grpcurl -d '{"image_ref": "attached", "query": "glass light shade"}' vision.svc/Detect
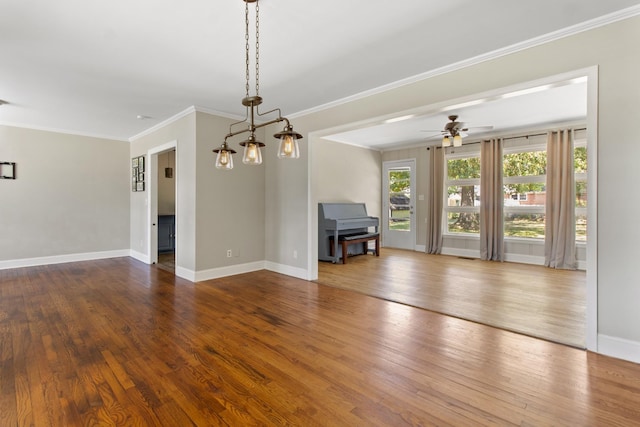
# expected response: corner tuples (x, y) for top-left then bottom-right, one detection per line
(277, 134), (300, 159)
(453, 134), (463, 147)
(242, 143), (263, 165)
(442, 136), (451, 147)
(215, 149), (234, 170)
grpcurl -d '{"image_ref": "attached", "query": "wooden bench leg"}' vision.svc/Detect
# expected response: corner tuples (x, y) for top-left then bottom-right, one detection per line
(375, 236), (380, 257)
(341, 241), (348, 264)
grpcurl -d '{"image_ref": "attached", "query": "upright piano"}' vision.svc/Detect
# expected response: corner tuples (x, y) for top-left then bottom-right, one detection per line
(318, 202), (379, 263)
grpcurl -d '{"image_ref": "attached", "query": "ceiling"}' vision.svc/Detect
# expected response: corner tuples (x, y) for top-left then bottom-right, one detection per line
(324, 78), (588, 150)
(0, 0), (639, 142)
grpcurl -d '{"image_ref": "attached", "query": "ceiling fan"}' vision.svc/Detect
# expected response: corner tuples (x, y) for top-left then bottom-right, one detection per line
(423, 115), (493, 147)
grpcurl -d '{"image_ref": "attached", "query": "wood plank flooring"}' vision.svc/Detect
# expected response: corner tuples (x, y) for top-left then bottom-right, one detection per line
(318, 249), (586, 348)
(1, 257), (638, 426)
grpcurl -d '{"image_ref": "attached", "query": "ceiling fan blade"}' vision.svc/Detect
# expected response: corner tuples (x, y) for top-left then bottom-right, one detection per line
(422, 132), (444, 139)
(467, 125), (494, 131)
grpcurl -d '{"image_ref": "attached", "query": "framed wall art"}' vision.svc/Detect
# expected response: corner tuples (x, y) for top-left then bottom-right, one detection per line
(0, 162), (16, 179)
(132, 155), (145, 191)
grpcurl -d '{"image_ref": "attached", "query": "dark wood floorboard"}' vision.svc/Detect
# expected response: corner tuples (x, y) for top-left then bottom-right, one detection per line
(318, 249), (586, 348)
(0, 257), (637, 426)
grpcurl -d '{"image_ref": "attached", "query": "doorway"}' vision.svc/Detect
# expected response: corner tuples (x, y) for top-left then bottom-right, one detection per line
(382, 159), (416, 250)
(311, 68), (597, 350)
(147, 141), (177, 269)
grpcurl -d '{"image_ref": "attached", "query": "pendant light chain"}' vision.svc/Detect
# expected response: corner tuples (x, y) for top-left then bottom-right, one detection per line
(244, 1), (250, 99)
(214, 0), (303, 170)
(255, 0), (260, 97)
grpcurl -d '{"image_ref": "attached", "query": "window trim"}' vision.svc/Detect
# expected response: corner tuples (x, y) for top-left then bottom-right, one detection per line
(442, 129), (587, 243)
(444, 152), (481, 236)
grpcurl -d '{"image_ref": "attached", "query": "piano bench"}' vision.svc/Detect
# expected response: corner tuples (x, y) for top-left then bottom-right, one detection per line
(329, 233), (380, 264)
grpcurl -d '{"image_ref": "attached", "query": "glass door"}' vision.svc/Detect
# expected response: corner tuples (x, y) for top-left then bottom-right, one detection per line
(382, 159), (416, 250)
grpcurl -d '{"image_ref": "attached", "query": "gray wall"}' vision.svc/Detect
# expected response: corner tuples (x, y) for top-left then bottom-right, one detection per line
(0, 125), (129, 263)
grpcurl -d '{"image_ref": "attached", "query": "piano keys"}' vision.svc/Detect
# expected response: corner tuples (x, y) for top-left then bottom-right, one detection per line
(318, 202), (380, 263)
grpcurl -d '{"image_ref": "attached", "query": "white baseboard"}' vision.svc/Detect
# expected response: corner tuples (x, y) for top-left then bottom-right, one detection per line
(598, 334), (640, 364)
(440, 248), (480, 259)
(414, 245), (426, 252)
(129, 249), (150, 264)
(264, 261), (311, 281)
(504, 253), (545, 265)
(0, 249), (130, 270)
(193, 261), (265, 282)
(175, 266), (196, 282)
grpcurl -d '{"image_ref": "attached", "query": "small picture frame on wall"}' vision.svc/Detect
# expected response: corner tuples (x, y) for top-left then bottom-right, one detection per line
(132, 155), (146, 191)
(0, 162), (16, 179)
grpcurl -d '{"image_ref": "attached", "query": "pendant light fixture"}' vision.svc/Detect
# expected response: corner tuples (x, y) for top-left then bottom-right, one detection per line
(213, 0), (303, 170)
(165, 150), (174, 178)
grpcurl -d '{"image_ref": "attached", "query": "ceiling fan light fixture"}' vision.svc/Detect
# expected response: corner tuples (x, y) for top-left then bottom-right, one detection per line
(442, 135), (451, 147)
(453, 134), (463, 147)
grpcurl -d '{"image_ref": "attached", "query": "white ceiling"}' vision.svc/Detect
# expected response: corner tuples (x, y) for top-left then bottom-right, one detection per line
(0, 0), (639, 142)
(324, 78), (588, 150)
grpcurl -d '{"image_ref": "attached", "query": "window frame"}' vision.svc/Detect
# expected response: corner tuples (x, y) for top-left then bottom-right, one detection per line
(441, 131), (587, 243)
(502, 142), (547, 241)
(443, 151), (481, 236)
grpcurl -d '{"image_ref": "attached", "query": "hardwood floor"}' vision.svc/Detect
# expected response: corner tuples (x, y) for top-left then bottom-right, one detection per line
(1, 257), (638, 426)
(157, 252), (175, 272)
(318, 249), (586, 348)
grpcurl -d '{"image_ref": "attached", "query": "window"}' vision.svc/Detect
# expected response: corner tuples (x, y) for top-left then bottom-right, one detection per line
(443, 129), (587, 243)
(387, 168), (411, 231)
(574, 143), (587, 241)
(445, 155), (480, 234)
(503, 148), (547, 239)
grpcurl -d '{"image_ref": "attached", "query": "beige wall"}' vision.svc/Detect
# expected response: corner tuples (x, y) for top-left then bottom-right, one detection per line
(316, 139), (382, 215)
(194, 112), (265, 271)
(0, 125), (129, 263)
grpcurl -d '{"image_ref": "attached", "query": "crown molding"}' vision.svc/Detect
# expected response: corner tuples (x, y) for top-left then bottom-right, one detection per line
(128, 106), (197, 142)
(0, 121), (127, 142)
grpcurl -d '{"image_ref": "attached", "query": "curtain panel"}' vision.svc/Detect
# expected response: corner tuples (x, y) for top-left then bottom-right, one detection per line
(480, 138), (504, 261)
(545, 130), (577, 269)
(426, 147), (444, 254)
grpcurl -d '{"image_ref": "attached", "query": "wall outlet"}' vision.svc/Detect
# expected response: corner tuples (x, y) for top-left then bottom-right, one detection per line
(293, 250), (298, 259)
(226, 249), (232, 258)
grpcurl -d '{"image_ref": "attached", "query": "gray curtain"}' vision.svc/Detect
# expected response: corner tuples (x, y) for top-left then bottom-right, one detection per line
(545, 130), (577, 269)
(426, 147), (444, 254)
(480, 138), (504, 261)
